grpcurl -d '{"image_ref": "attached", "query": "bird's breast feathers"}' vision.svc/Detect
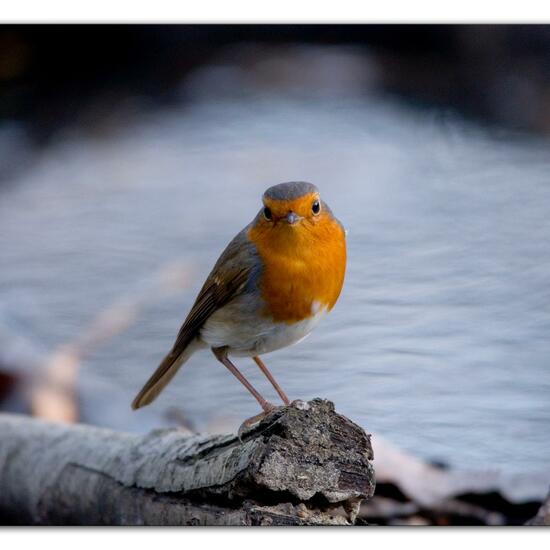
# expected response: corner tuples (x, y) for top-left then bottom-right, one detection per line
(247, 213), (346, 324)
(200, 207), (346, 356)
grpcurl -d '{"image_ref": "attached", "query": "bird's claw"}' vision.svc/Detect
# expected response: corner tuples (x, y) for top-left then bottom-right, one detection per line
(237, 403), (282, 441)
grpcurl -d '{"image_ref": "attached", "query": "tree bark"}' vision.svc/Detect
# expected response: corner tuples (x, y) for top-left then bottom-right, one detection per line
(0, 398), (375, 525)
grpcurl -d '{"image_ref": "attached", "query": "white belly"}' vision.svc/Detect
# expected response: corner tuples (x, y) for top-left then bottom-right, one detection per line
(200, 297), (327, 356)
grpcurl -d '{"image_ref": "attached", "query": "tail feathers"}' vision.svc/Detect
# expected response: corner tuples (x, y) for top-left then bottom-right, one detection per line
(131, 339), (200, 410)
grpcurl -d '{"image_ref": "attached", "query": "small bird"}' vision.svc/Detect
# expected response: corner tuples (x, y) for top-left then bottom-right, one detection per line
(132, 181), (346, 417)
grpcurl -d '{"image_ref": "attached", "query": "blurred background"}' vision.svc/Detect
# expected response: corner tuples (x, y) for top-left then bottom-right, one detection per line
(1, 25), (550, 522)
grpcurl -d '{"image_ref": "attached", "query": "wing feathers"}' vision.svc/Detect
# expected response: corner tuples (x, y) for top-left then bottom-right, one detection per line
(131, 229), (257, 409)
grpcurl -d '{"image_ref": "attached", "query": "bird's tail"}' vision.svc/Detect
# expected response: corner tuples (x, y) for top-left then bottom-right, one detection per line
(131, 338), (202, 410)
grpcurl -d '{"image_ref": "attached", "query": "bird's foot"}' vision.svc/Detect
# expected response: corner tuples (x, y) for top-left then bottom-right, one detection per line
(237, 402), (282, 440)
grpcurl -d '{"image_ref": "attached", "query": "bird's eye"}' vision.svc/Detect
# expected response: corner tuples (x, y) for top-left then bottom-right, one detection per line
(311, 200), (321, 215)
(263, 207), (272, 221)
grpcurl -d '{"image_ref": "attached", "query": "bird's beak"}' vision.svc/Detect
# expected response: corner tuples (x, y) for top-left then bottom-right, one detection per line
(285, 211), (301, 225)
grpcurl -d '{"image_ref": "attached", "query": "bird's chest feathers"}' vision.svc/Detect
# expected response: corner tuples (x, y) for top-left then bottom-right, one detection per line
(248, 221), (346, 324)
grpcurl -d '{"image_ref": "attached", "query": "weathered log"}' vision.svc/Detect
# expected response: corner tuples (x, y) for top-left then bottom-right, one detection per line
(0, 398), (375, 525)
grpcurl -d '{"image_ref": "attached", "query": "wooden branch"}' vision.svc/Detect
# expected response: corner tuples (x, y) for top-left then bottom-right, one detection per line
(0, 399), (375, 526)
(0, 262), (192, 423)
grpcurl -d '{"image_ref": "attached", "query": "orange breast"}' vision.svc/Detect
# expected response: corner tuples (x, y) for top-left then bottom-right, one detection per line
(247, 215), (346, 324)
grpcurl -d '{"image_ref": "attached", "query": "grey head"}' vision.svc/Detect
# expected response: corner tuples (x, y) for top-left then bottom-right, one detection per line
(263, 181), (318, 201)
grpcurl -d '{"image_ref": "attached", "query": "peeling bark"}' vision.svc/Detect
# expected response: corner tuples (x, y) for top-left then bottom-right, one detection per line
(0, 399), (375, 525)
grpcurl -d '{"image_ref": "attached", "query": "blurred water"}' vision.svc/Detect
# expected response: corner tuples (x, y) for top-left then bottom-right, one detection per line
(1, 90), (550, 475)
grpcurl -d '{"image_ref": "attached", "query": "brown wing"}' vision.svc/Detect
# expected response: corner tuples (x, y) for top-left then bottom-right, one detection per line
(131, 229), (258, 409)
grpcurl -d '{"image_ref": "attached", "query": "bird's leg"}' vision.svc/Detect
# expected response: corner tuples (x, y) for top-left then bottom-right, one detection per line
(212, 347), (275, 413)
(253, 356), (290, 406)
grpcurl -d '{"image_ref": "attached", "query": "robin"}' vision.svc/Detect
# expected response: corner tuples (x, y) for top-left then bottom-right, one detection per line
(132, 181), (346, 419)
